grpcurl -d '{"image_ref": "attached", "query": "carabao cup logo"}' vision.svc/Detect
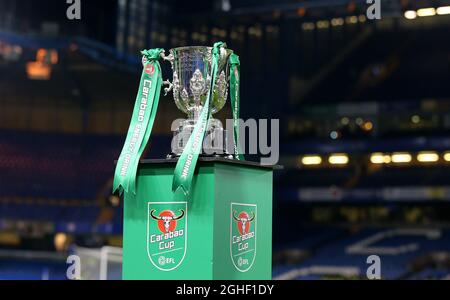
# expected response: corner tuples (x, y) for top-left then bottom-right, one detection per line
(230, 203), (257, 272)
(147, 202), (187, 271)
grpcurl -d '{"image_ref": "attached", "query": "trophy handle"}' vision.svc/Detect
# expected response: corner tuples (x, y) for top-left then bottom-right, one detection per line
(163, 80), (173, 96)
(160, 51), (174, 63)
(160, 51), (175, 96)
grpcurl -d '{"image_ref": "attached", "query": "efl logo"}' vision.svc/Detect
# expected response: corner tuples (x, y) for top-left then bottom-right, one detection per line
(147, 202), (187, 271)
(145, 64), (155, 76)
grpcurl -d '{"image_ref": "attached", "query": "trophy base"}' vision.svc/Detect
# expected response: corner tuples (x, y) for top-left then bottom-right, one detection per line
(169, 118), (233, 159)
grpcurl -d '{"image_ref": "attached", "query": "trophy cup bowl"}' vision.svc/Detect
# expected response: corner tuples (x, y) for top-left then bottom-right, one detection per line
(164, 46), (233, 157)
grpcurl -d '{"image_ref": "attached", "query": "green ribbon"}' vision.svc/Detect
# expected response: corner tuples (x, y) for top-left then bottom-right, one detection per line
(229, 54), (244, 161)
(113, 48), (164, 196)
(172, 42), (225, 200)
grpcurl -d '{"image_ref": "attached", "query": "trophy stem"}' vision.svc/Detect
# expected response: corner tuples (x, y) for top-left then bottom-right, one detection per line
(189, 106), (203, 121)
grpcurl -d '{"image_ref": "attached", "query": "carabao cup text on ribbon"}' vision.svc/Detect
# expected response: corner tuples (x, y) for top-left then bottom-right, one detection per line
(113, 49), (164, 196)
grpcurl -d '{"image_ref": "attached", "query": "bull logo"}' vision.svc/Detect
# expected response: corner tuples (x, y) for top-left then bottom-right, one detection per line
(147, 202), (187, 271)
(233, 211), (255, 235)
(145, 63), (155, 75)
(230, 203), (257, 272)
(150, 209), (185, 233)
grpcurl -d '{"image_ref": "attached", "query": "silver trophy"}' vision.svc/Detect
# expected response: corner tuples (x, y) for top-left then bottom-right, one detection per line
(162, 46), (233, 157)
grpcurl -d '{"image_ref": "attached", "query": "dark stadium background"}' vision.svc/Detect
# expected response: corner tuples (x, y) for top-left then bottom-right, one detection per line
(0, 0), (450, 280)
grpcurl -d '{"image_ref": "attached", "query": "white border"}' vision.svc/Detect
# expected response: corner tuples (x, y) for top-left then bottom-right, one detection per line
(230, 202), (257, 272)
(147, 201), (188, 272)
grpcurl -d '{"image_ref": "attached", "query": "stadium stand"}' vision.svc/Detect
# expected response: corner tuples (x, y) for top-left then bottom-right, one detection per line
(273, 228), (450, 280)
